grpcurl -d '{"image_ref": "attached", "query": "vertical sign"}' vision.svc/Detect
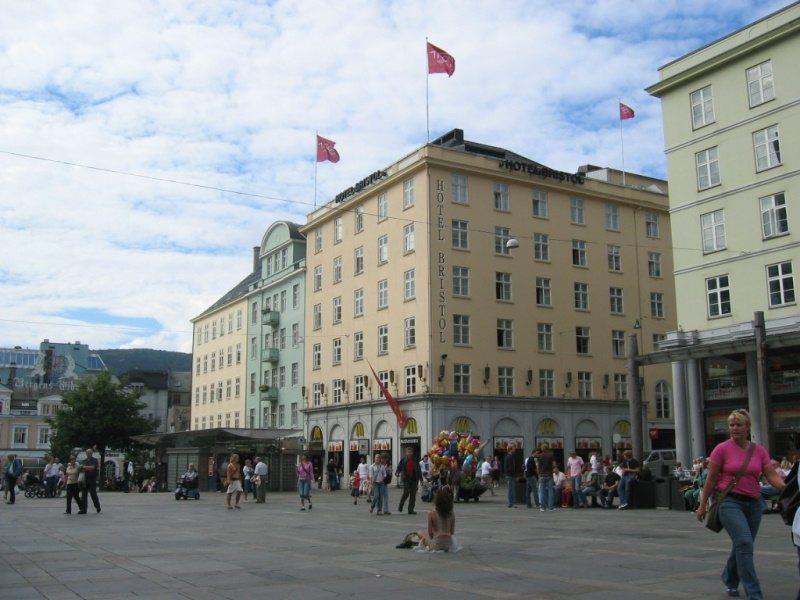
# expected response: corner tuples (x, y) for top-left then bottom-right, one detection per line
(435, 178), (447, 343)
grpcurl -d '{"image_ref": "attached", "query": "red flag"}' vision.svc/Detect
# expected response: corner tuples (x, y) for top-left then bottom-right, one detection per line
(619, 102), (635, 120)
(316, 135), (340, 163)
(367, 361), (407, 428)
(427, 41), (455, 77)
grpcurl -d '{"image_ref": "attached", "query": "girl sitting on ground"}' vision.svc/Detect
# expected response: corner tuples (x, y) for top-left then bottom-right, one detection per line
(398, 487), (460, 552)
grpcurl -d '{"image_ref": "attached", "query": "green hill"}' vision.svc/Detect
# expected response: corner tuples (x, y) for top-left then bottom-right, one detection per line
(97, 349), (192, 375)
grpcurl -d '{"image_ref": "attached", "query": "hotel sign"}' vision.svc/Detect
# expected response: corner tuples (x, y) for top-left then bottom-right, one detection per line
(334, 169), (388, 203)
(499, 159), (585, 185)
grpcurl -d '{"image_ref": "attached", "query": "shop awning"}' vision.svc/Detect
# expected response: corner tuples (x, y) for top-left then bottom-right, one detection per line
(133, 427), (303, 449)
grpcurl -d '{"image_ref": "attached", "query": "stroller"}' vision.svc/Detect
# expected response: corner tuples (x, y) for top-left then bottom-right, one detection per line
(23, 475), (46, 498)
(174, 473), (200, 500)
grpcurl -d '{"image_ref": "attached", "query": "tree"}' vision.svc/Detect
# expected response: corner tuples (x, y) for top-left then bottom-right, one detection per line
(48, 371), (158, 487)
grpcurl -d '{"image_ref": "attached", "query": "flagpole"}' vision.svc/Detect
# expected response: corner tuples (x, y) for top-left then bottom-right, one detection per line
(618, 99), (627, 187)
(425, 37), (430, 143)
(314, 130), (318, 209)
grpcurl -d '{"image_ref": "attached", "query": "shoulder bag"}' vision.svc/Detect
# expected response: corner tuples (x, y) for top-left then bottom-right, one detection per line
(706, 443), (755, 533)
(778, 461), (798, 526)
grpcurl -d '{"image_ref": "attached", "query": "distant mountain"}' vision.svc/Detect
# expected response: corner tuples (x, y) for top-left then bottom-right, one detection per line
(97, 349), (192, 376)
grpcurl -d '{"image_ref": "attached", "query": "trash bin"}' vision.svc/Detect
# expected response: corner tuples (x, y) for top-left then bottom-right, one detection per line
(669, 477), (688, 511)
(514, 478), (527, 504)
(630, 479), (656, 509)
(654, 477), (669, 508)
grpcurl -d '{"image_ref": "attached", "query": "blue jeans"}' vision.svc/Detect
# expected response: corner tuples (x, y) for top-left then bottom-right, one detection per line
(618, 473), (636, 506)
(371, 482), (389, 513)
(506, 476), (516, 507)
(719, 495), (764, 599)
(538, 477), (554, 509)
(525, 476), (539, 507)
(297, 479), (311, 502)
(571, 475), (585, 507)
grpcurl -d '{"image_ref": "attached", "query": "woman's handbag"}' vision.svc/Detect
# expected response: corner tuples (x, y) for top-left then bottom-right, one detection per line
(778, 462), (799, 526)
(706, 443), (755, 533)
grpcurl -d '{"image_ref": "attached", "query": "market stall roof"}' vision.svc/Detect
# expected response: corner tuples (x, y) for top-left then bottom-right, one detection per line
(133, 427), (303, 448)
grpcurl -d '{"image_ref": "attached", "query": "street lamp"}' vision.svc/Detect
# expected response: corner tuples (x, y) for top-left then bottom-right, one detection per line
(506, 237), (520, 250)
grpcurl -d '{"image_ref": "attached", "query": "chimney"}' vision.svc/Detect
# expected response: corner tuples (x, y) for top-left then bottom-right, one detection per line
(253, 246), (261, 271)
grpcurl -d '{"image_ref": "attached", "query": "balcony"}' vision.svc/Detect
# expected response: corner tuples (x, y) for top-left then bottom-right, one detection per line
(262, 311), (280, 327)
(260, 387), (278, 402)
(262, 347), (279, 364)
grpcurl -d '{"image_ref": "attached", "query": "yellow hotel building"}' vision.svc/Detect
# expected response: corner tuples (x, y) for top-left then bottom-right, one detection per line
(646, 3), (800, 464)
(301, 128), (675, 474)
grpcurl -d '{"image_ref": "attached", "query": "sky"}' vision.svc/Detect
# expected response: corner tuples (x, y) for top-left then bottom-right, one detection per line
(0, 0), (787, 353)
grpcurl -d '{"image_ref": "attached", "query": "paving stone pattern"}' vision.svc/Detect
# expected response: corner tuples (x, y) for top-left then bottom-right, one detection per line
(0, 489), (797, 599)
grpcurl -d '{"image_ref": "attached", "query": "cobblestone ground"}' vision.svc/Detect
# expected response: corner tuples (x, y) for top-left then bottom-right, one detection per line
(0, 488), (797, 599)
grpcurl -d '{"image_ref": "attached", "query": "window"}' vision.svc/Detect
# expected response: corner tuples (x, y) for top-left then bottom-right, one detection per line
(612, 330), (626, 358)
(314, 228), (322, 253)
(228, 314), (233, 333)
(313, 265), (322, 291)
(452, 266), (470, 297)
(496, 272), (512, 301)
(403, 178), (415, 209)
(453, 314), (470, 345)
(610, 287), (624, 314)
(204, 324), (208, 342)
(250, 373), (256, 395)
(291, 363), (298, 386)
(13, 426), (27, 446)
(313, 383), (322, 407)
(539, 369), (554, 397)
(534, 233), (549, 261)
(354, 205), (364, 233)
(537, 323), (552, 352)
(573, 282), (589, 310)
(378, 325), (389, 355)
(290, 402), (298, 426)
(577, 372), (592, 399)
(195, 357), (200, 375)
(332, 297), (342, 324)
(614, 374), (627, 400)
(227, 346), (232, 366)
(378, 371), (389, 397)
(292, 323), (299, 347)
(498, 367), (514, 396)
(38, 427), (50, 446)
(536, 277), (551, 306)
(645, 212), (659, 238)
(532, 190), (548, 217)
(210, 352), (216, 371)
(266, 254), (274, 276)
(576, 326), (590, 354)
(570, 197), (585, 224)
(494, 227), (511, 255)
(354, 246), (364, 275)
(452, 173), (468, 203)
(403, 223), (415, 253)
(707, 275), (731, 317)
(279, 366), (286, 388)
(655, 381), (671, 419)
(454, 364), (471, 394)
(404, 269), (415, 300)
(753, 125), (781, 171)
(217, 381), (223, 401)
(332, 256), (342, 284)
(353, 331), (364, 360)
(607, 245), (621, 272)
(747, 60), (775, 107)
(354, 376), (365, 402)
(650, 292), (665, 318)
(405, 366), (416, 395)
(648, 252), (662, 277)
(313, 303), (322, 330)
(332, 338), (342, 365)
(377, 193), (388, 221)
(212, 320), (217, 339)
(377, 279), (388, 309)
(292, 284), (299, 309)
(452, 219), (469, 249)
(235, 343), (241, 364)
(378, 235), (388, 264)
(404, 317), (416, 348)
(334, 217), (343, 244)
(497, 319), (513, 349)
(236, 310), (242, 330)
(696, 147), (720, 189)
(493, 183), (509, 211)
(280, 290), (287, 312)
(605, 204), (620, 230)
(354, 288), (364, 317)
(250, 337), (257, 358)
(312, 343), (321, 370)
(760, 192), (788, 238)
(572, 240), (587, 266)
(203, 354), (208, 373)
(767, 261), (795, 306)
(251, 301), (258, 324)
(690, 85), (715, 128)
(235, 377), (240, 396)
(194, 387), (200, 405)
(202, 385), (207, 404)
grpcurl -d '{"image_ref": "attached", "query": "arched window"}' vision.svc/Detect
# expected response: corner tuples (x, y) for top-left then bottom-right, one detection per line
(655, 381), (671, 419)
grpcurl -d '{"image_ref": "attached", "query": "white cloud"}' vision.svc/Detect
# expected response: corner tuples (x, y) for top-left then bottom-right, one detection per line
(0, 0), (779, 351)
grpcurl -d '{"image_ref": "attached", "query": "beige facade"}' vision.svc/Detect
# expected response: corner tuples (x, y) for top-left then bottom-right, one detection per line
(190, 297), (248, 430)
(302, 129), (675, 474)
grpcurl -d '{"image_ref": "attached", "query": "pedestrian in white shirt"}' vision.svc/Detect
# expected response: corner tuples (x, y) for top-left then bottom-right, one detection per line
(419, 455), (431, 481)
(480, 457), (494, 495)
(253, 457), (268, 504)
(356, 456), (371, 496)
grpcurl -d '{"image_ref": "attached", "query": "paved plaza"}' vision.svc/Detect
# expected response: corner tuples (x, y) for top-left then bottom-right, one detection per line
(0, 489), (798, 599)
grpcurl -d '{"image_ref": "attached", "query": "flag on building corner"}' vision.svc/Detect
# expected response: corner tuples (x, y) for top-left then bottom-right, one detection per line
(367, 361), (407, 428)
(619, 102), (635, 120)
(427, 41), (455, 77)
(316, 135), (340, 163)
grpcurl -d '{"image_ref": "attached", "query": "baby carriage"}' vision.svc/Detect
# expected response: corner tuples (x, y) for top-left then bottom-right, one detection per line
(23, 475), (46, 498)
(174, 473), (200, 500)
(420, 479), (434, 503)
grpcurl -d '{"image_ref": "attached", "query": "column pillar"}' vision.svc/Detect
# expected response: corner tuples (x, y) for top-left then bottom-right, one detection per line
(671, 360), (691, 467)
(686, 358), (706, 458)
(626, 334), (644, 460)
(745, 351), (764, 446)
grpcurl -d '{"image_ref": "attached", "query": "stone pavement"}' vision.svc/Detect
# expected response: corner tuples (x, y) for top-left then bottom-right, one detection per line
(0, 488), (797, 599)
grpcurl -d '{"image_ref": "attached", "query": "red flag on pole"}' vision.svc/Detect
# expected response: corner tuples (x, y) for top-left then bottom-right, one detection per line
(427, 41), (455, 77)
(367, 361), (407, 428)
(619, 102), (635, 120)
(316, 135), (340, 163)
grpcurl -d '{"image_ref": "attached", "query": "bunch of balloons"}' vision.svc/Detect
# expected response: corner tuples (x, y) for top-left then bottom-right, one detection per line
(428, 430), (481, 472)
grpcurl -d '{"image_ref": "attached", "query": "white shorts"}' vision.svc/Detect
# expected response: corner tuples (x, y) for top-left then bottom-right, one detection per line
(227, 480), (243, 493)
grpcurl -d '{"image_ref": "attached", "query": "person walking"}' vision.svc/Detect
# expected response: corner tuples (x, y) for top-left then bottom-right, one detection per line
(567, 451), (586, 508)
(396, 447), (422, 515)
(296, 454), (314, 511)
(64, 455), (83, 515)
(4, 454), (22, 505)
(536, 445), (556, 511)
(225, 454), (243, 509)
(253, 456), (268, 503)
(479, 455), (494, 496)
(80, 448), (101, 513)
(696, 409), (786, 599)
(369, 454), (390, 516)
(44, 456), (59, 498)
(242, 458), (253, 501)
(326, 459), (339, 491)
(504, 444), (520, 508)
(524, 449), (539, 509)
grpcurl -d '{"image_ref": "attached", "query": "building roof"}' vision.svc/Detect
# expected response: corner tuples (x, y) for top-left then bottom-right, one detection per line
(430, 128), (549, 169)
(283, 221), (305, 241)
(194, 266), (262, 321)
(122, 370), (169, 390)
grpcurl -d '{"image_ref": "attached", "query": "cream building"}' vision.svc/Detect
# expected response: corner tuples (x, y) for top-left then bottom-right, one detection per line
(302, 128), (675, 474)
(646, 3), (800, 463)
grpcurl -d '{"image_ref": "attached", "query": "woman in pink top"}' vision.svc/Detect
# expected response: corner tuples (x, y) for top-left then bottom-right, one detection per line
(696, 409), (785, 599)
(296, 454), (314, 511)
